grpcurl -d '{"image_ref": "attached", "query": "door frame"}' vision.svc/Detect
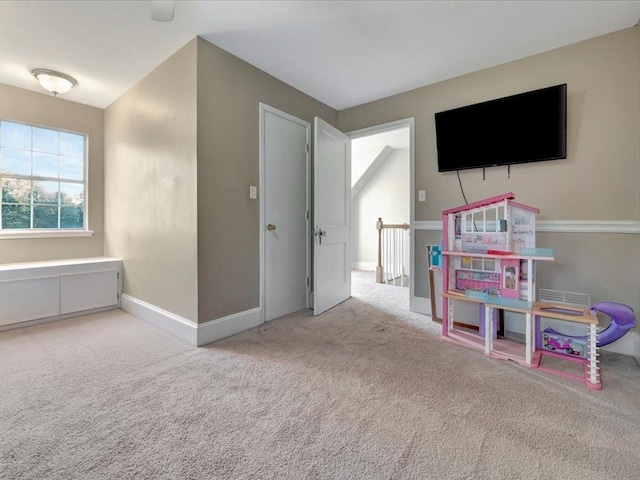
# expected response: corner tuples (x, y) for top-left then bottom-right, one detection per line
(259, 103), (311, 324)
(346, 117), (424, 314)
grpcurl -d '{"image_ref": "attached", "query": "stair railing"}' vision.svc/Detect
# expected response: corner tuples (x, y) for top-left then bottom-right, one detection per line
(376, 217), (409, 285)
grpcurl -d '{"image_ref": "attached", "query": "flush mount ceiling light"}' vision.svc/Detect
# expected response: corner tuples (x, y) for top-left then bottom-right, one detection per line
(31, 68), (78, 96)
(151, 0), (174, 22)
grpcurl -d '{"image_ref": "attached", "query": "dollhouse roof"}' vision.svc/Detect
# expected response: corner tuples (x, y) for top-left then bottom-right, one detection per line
(442, 192), (539, 215)
(508, 201), (540, 214)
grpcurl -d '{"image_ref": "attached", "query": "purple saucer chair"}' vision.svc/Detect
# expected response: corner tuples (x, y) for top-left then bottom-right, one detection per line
(544, 302), (636, 347)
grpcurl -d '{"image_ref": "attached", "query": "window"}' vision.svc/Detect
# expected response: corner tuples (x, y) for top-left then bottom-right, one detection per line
(0, 120), (86, 232)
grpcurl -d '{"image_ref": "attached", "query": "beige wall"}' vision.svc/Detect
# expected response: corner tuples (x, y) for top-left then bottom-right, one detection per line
(196, 38), (338, 322)
(339, 27), (640, 355)
(4, 27), (637, 353)
(104, 39), (199, 322)
(339, 27), (640, 221)
(0, 83), (104, 263)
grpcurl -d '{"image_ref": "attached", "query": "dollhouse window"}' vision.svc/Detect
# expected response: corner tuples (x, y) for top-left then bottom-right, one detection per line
(460, 257), (497, 272)
(473, 211), (483, 232)
(464, 213), (473, 232)
(485, 207), (497, 232)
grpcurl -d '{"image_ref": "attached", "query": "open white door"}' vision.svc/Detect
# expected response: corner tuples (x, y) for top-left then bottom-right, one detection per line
(313, 117), (351, 315)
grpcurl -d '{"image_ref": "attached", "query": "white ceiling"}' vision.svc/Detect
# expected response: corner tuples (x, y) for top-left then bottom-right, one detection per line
(0, 1), (639, 110)
(353, 128), (410, 152)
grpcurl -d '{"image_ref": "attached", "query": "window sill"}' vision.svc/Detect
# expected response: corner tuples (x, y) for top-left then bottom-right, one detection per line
(0, 229), (94, 240)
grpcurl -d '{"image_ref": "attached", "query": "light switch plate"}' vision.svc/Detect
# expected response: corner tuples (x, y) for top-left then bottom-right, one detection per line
(249, 185), (257, 200)
(418, 190), (426, 202)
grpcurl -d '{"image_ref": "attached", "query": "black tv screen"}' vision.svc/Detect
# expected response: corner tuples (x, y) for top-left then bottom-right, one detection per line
(435, 84), (567, 172)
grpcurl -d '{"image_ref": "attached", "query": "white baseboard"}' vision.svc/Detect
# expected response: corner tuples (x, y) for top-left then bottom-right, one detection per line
(351, 262), (376, 271)
(121, 294), (198, 346)
(118, 295), (640, 358)
(121, 294), (263, 347)
(411, 295), (431, 315)
(197, 307), (262, 346)
(601, 331), (640, 358)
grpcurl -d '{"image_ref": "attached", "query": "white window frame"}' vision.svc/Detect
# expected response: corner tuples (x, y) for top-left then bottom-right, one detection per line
(0, 119), (93, 239)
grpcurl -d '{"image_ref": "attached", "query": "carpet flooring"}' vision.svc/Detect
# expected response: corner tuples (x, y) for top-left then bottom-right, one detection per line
(1, 272), (639, 479)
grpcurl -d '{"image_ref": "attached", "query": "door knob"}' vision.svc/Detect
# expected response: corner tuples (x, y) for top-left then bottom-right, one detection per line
(314, 228), (326, 245)
(267, 224), (276, 231)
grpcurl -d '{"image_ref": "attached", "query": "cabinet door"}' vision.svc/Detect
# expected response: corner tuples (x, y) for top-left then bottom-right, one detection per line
(0, 277), (60, 326)
(60, 270), (118, 314)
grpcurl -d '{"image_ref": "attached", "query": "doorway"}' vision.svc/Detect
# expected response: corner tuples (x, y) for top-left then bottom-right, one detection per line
(347, 119), (416, 312)
(260, 106), (351, 322)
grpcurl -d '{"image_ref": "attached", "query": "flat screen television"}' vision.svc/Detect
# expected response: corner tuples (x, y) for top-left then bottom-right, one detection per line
(435, 84), (567, 172)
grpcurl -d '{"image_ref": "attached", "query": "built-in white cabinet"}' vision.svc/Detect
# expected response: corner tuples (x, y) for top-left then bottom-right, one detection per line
(0, 257), (122, 328)
(0, 276), (60, 325)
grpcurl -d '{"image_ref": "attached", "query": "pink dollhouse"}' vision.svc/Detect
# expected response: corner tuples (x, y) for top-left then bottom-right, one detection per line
(439, 192), (601, 389)
(443, 192), (542, 304)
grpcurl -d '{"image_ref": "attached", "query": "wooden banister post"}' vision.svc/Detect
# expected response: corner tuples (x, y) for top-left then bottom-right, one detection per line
(376, 217), (383, 283)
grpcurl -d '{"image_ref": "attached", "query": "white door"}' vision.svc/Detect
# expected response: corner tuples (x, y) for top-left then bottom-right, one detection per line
(313, 117), (351, 315)
(263, 105), (310, 321)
